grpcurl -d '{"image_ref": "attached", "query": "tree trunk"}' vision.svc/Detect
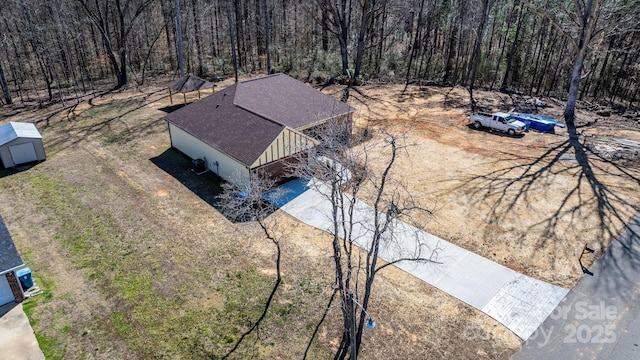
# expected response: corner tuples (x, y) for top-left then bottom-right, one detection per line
(536, 32), (557, 96)
(608, 42), (629, 105)
(263, 0), (272, 74)
(468, 0), (493, 112)
(443, 4), (463, 84)
(546, 44), (565, 97)
(528, 19), (547, 96)
(353, 0), (372, 81)
(175, 0), (185, 77)
(316, 0), (352, 76)
(226, 0), (239, 82)
(374, 1), (387, 76)
(404, 0), (425, 88)
(592, 36), (615, 100)
(161, 0), (175, 67)
(564, 0), (601, 127)
(501, 0), (524, 90)
(117, 7), (128, 87)
(0, 60), (11, 105)
(191, 0), (204, 76)
(234, 0), (244, 69)
(321, 8), (329, 51)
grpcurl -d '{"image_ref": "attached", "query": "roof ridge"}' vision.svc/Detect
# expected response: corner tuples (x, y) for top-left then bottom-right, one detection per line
(239, 72), (284, 84)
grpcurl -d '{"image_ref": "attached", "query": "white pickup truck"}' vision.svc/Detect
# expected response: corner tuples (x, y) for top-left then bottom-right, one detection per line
(470, 112), (527, 136)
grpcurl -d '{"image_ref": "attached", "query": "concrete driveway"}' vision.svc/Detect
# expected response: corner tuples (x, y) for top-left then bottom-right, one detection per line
(0, 302), (44, 360)
(276, 179), (569, 340)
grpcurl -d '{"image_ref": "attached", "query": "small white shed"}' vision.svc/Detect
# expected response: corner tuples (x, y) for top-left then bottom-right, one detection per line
(0, 122), (46, 168)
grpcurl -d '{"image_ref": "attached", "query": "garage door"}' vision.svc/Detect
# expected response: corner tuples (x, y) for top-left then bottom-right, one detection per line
(0, 275), (15, 306)
(9, 142), (37, 166)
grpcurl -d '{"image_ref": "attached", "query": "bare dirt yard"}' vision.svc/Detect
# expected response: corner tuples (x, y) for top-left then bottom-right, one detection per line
(0, 77), (638, 359)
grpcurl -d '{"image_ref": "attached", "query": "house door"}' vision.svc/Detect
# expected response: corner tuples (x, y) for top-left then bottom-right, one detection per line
(9, 142), (37, 166)
(0, 275), (15, 306)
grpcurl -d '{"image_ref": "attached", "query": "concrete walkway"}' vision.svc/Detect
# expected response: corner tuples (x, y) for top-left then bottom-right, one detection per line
(279, 180), (568, 340)
(0, 302), (45, 360)
(512, 214), (640, 359)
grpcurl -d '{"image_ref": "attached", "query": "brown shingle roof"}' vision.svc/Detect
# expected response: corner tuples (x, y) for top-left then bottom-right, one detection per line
(0, 213), (24, 274)
(165, 73), (354, 167)
(167, 75), (215, 93)
(165, 85), (285, 167)
(234, 73), (354, 129)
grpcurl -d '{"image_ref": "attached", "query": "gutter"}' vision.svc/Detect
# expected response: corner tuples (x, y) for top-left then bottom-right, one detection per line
(0, 263), (26, 277)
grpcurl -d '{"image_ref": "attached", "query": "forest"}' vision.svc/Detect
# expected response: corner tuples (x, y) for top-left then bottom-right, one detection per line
(0, 0), (638, 112)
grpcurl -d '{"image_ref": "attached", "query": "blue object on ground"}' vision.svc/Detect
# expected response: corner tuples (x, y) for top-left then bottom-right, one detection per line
(264, 178), (310, 208)
(16, 267), (33, 289)
(511, 112), (564, 132)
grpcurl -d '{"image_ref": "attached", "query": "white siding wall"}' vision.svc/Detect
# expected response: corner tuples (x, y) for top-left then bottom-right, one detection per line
(0, 275), (14, 306)
(0, 138), (46, 168)
(169, 124), (250, 186)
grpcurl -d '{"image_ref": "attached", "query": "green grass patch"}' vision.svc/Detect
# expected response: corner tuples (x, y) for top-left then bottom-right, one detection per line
(22, 274), (63, 360)
(33, 331), (64, 360)
(22, 171), (298, 358)
(77, 102), (136, 123)
(111, 312), (132, 335)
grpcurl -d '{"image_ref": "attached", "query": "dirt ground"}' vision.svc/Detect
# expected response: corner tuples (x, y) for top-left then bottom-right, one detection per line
(338, 84), (640, 285)
(0, 77), (638, 359)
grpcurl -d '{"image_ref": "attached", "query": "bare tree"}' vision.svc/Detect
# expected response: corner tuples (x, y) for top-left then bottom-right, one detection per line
(175, 0), (185, 77)
(467, 0), (495, 112)
(293, 121), (439, 359)
(317, 0), (352, 76)
(263, 0), (272, 75)
(76, 0), (157, 88)
(404, 0), (426, 89)
(563, 0), (602, 127)
(226, 0), (239, 83)
(216, 171), (286, 359)
(0, 59), (11, 104)
(0, 0), (636, 108)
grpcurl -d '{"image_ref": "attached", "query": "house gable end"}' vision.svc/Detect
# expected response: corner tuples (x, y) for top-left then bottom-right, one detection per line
(250, 127), (318, 169)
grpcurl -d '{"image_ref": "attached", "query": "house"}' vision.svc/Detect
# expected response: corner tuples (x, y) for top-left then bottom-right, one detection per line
(164, 73), (355, 186)
(0, 122), (46, 168)
(0, 214), (25, 306)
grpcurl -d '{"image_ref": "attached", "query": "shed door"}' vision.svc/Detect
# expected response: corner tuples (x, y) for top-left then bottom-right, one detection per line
(0, 275), (15, 306)
(9, 142), (37, 165)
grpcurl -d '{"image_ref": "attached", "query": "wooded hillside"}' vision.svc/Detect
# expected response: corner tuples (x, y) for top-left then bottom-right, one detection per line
(0, 0), (638, 109)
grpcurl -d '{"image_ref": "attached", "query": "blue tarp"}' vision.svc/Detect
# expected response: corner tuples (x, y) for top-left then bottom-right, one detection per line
(264, 178), (310, 208)
(511, 112), (564, 132)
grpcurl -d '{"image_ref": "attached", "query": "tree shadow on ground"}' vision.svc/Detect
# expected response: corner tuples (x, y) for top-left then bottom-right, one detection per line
(149, 148), (224, 208)
(42, 89), (169, 155)
(157, 104), (186, 113)
(0, 161), (42, 179)
(449, 121), (640, 292)
(149, 148), (279, 224)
